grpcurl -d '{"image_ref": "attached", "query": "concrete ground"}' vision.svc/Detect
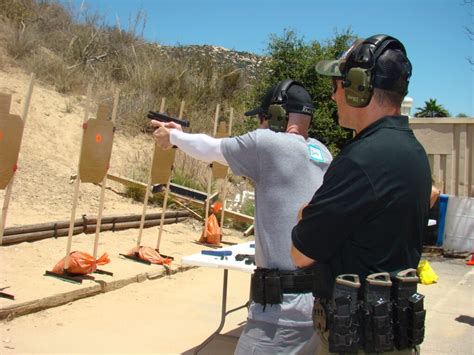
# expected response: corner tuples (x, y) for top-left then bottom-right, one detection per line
(420, 256), (473, 355)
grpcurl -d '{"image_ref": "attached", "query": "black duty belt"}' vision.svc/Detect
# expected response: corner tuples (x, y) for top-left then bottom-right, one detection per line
(255, 267), (315, 293)
(279, 269), (315, 293)
(251, 266), (317, 308)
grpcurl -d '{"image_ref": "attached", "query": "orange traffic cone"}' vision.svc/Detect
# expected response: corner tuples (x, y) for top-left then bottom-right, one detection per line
(465, 253), (474, 266)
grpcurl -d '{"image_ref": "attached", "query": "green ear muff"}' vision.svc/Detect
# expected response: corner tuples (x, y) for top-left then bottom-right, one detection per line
(341, 34), (410, 108)
(344, 67), (373, 107)
(267, 104), (287, 132)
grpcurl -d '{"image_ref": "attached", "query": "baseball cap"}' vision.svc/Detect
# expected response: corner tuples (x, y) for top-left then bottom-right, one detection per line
(244, 81), (315, 117)
(244, 85), (275, 116)
(315, 36), (412, 94)
(315, 39), (363, 77)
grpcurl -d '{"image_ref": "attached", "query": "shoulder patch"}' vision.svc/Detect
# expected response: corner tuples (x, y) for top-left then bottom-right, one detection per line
(308, 143), (326, 163)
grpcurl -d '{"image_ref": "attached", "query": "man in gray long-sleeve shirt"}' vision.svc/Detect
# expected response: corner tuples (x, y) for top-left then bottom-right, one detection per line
(153, 80), (332, 354)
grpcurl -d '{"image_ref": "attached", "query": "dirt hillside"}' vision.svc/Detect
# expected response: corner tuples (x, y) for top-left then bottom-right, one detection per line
(0, 65), (156, 226)
(0, 63), (249, 311)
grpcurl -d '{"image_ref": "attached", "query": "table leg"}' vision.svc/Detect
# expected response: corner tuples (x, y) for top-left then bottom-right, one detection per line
(194, 269), (248, 354)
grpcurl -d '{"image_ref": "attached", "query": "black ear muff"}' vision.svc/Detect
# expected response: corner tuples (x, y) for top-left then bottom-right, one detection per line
(266, 79), (295, 132)
(272, 79), (295, 103)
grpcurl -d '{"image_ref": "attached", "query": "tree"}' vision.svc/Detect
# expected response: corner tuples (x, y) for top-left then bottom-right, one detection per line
(245, 29), (356, 155)
(414, 98), (451, 117)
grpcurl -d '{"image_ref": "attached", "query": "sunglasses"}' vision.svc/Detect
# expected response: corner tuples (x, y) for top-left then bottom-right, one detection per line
(258, 112), (271, 121)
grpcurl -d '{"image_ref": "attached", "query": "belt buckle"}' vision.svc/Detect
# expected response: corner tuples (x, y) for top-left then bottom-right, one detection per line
(313, 298), (328, 332)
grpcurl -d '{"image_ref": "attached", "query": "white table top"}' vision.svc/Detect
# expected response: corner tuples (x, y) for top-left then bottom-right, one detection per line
(181, 241), (257, 273)
(183, 220), (437, 272)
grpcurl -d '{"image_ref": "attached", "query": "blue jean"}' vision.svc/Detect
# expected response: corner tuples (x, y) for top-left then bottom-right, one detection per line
(234, 319), (317, 355)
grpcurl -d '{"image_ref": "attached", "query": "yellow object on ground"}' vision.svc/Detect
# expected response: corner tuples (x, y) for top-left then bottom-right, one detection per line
(417, 259), (439, 285)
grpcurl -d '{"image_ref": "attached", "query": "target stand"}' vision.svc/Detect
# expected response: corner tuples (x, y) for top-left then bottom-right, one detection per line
(45, 85), (119, 283)
(44, 269), (97, 284)
(0, 74), (35, 299)
(0, 286), (15, 300)
(121, 99), (188, 265)
(197, 105), (234, 247)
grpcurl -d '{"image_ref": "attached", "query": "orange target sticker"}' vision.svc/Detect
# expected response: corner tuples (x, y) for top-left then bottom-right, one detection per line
(95, 133), (102, 143)
(0, 130), (4, 141)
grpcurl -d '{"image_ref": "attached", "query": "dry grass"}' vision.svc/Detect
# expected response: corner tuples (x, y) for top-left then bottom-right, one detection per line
(1, 0), (261, 216)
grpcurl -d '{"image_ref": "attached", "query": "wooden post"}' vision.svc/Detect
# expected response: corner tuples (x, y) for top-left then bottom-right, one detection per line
(0, 73), (35, 246)
(64, 83), (92, 270)
(136, 97), (166, 247)
(203, 104), (220, 241)
(0, 183), (13, 247)
(92, 88), (119, 259)
(156, 99), (186, 251)
(219, 107), (233, 229)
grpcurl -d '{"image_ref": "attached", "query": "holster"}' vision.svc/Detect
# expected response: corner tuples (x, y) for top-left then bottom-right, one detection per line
(311, 263), (334, 300)
(251, 268), (282, 307)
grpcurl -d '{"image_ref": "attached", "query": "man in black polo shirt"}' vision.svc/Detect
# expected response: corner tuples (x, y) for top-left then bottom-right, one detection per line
(291, 35), (432, 354)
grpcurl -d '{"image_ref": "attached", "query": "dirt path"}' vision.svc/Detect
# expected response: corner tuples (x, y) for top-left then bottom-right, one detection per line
(1, 266), (251, 354)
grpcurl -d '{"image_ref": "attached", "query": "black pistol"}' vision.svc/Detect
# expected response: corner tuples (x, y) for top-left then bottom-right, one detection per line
(147, 111), (190, 128)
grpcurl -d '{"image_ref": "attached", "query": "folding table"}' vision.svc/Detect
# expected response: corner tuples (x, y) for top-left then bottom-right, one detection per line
(181, 241), (256, 354)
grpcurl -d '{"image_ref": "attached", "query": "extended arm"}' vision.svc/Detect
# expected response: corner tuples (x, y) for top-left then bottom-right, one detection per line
(151, 120), (227, 165)
(170, 130), (227, 165)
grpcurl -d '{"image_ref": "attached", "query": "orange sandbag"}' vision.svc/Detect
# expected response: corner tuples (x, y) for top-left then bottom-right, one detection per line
(52, 251), (110, 275)
(212, 201), (223, 214)
(127, 246), (172, 265)
(199, 213), (221, 246)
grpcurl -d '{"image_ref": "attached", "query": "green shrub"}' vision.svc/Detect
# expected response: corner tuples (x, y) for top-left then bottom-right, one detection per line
(246, 29), (356, 155)
(172, 168), (206, 192)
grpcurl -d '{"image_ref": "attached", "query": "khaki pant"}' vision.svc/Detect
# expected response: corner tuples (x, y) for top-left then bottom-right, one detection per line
(315, 331), (419, 355)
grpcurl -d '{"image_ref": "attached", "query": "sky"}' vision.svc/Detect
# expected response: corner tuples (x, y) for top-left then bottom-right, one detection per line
(64, 0), (473, 117)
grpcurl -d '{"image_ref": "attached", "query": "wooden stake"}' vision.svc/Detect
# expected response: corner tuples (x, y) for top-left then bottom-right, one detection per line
(243, 224), (254, 237)
(219, 107), (234, 229)
(136, 97), (166, 247)
(92, 88), (119, 259)
(64, 83), (92, 270)
(203, 104), (220, 241)
(156, 179), (171, 250)
(156, 99), (185, 251)
(0, 183), (13, 246)
(0, 73), (35, 246)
